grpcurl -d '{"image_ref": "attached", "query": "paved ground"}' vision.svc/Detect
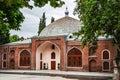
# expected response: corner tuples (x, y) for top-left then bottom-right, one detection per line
(0, 74), (78, 80)
(0, 70), (113, 80)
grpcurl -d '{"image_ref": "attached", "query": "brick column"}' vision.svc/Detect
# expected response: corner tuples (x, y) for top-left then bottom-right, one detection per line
(15, 47), (19, 69)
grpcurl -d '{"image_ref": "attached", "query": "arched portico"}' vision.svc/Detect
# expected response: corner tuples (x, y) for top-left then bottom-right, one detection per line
(36, 41), (60, 70)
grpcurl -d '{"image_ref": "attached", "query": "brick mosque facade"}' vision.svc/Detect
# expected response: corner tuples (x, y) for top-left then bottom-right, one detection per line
(0, 16), (116, 72)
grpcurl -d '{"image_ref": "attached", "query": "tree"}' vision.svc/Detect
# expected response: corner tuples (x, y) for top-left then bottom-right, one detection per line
(0, 23), (10, 45)
(0, 0), (64, 44)
(0, 0), (25, 44)
(51, 17), (55, 23)
(38, 12), (46, 36)
(9, 34), (20, 42)
(74, 0), (120, 77)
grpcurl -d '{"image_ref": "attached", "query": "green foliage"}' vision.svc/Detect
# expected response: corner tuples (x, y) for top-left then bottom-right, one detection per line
(34, 0), (65, 8)
(74, 0), (120, 48)
(9, 34), (20, 42)
(38, 12), (46, 36)
(0, 0), (64, 44)
(0, 0), (25, 45)
(0, 23), (10, 45)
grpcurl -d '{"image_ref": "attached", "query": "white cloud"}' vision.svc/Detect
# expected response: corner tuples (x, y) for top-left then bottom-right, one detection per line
(10, 0), (78, 38)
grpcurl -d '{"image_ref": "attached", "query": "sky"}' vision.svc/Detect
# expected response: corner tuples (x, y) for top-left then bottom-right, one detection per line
(10, 0), (78, 38)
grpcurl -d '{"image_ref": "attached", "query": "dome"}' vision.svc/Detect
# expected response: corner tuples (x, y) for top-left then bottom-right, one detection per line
(40, 16), (82, 37)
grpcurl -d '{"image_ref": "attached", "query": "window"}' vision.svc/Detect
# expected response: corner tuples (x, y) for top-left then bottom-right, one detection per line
(103, 51), (109, 59)
(67, 48), (82, 67)
(2, 53), (7, 68)
(40, 53), (42, 60)
(20, 50), (30, 66)
(102, 50), (110, 71)
(69, 35), (73, 38)
(103, 61), (109, 70)
(10, 50), (15, 54)
(3, 54), (6, 60)
(51, 52), (55, 59)
(51, 44), (55, 49)
(10, 50), (15, 57)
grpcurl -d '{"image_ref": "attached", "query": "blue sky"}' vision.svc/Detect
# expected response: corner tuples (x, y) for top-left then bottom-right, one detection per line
(10, 0), (78, 38)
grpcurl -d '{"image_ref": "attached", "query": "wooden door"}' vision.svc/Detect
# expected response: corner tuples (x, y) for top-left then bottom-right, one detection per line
(10, 59), (15, 69)
(51, 61), (56, 70)
(89, 60), (97, 72)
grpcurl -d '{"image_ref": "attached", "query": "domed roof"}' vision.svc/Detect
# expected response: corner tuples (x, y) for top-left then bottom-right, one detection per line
(40, 16), (82, 37)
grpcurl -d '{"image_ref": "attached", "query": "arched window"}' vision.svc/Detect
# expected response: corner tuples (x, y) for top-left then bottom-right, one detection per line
(10, 50), (15, 54)
(67, 48), (82, 67)
(40, 53), (42, 60)
(10, 50), (15, 57)
(3, 54), (6, 60)
(103, 61), (109, 70)
(51, 44), (55, 49)
(20, 50), (30, 66)
(103, 51), (109, 59)
(51, 52), (55, 59)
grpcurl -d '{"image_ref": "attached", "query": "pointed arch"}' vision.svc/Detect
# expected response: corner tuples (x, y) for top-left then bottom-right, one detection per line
(20, 50), (30, 66)
(67, 47), (82, 67)
(89, 59), (97, 72)
(36, 41), (60, 70)
(101, 49), (110, 60)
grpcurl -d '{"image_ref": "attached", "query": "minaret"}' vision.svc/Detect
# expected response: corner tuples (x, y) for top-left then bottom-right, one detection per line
(65, 7), (69, 16)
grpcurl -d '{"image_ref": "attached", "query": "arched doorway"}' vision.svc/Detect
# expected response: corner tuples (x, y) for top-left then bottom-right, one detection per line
(89, 60), (97, 72)
(67, 48), (82, 67)
(36, 41), (60, 70)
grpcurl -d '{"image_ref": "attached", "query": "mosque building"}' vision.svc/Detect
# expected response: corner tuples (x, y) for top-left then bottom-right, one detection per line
(0, 10), (116, 72)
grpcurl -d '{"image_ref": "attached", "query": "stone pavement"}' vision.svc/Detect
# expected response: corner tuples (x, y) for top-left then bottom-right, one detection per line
(0, 70), (113, 79)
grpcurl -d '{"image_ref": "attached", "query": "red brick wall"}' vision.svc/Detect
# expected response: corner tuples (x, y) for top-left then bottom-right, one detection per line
(0, 37), (116, 72)
(0, 47), (3, 69)
(66, 41), (89, 71)
(66, 39), (116, 72)
(0, 44), (31, 70)
(96, 40), (116, 72)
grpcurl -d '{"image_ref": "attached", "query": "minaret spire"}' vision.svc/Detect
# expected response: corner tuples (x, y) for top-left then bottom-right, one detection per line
(65, 7), (69, 16)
